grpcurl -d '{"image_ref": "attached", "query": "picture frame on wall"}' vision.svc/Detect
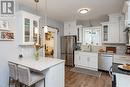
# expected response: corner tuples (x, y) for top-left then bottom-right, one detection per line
(0, 20), (8, 30)
(0, 31), (14, 41)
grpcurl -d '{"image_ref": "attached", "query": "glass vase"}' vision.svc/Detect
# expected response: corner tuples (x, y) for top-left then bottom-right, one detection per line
(34, 49), (39, 60)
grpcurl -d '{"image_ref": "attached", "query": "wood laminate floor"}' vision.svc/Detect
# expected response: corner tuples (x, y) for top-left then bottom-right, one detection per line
(65, 67), (112, 87)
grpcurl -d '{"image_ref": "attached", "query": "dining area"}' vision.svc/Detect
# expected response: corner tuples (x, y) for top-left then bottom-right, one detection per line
(8, 57), (65, 87)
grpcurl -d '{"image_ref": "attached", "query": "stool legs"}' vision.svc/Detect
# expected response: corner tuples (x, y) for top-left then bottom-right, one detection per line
(44, 78), (45, 87)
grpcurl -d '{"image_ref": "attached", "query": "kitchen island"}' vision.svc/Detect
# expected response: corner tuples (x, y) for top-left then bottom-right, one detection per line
(113, 63), (130, 87)
(8, 57), (65, 87)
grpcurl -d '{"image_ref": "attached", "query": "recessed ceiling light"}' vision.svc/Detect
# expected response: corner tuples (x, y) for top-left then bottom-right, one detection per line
(78, 8), (90, 14)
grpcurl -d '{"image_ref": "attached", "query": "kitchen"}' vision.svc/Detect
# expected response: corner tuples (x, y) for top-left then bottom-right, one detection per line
(0, 0), (130, 87)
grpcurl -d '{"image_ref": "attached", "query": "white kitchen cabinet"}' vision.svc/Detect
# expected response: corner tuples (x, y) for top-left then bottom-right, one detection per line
(74, 52), (81, 65)
(77, 25), (83, 43)
(16, 11), (40, 45)
(88, 54), (98, 70)
(113, 55), (130, 64)
(101, 18), (126, 44)
(109, 22), (120, 43)
(101, 22), (109, 43)
(102, 22), (120, 43)
(74, 51), (98, 71)
(46, 62), (65, 87)
(115, 73), (130, 87)
(64, 21), (77, 36)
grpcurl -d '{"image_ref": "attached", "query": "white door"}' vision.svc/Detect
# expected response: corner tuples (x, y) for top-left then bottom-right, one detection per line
(74, 53), (80, 65)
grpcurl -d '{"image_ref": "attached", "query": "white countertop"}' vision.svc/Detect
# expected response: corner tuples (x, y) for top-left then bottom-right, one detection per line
(8, 57), (65, 72)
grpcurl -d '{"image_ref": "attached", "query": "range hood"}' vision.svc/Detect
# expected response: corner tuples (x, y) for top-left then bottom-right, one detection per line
(123, 1), (130, 27)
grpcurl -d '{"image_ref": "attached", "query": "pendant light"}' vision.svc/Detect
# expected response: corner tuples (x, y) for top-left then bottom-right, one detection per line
(44, 0), (48, 33)
(34, 0), (39, 43)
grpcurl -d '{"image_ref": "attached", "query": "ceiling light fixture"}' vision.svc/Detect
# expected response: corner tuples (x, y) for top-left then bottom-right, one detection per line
(78, 8), (90, 14)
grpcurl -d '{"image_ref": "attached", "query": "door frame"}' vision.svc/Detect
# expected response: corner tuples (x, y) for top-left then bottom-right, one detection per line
(44, 27), (57, 58)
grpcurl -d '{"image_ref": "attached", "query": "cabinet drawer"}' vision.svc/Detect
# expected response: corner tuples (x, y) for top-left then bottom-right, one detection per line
(114, 55), (130, 64)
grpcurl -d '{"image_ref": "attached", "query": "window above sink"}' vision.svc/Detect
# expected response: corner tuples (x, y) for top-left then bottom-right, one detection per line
(82, 26), (102, 46)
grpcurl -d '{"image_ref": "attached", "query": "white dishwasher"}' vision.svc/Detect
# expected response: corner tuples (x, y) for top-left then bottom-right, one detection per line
(98, 53), (113, 71)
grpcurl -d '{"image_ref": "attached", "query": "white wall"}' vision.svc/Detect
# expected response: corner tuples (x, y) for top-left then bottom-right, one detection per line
(0, 4), (64, 87)
(0, 17), (18, 87)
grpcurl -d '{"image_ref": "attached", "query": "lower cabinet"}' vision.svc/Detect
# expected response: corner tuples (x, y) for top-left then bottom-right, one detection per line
(115, 73), (130, 87)
(113, 55), (130, 64)
(74, 51), (98, 71)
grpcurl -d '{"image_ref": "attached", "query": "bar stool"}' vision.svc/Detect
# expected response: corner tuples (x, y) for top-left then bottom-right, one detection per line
(8, 62), (18, 87)
(17, 65), (45, 87)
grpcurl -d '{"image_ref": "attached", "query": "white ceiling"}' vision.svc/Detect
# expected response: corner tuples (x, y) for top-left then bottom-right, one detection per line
(18, 0), (126, 22)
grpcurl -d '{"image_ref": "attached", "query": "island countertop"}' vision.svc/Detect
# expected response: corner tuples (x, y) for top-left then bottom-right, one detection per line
(8, 57), (65, 72)
(113, 63), (130, 75)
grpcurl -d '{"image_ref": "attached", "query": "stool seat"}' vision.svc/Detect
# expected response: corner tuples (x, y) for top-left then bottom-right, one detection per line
(18, 65), (45, 87)
(30, 72), (45, 86)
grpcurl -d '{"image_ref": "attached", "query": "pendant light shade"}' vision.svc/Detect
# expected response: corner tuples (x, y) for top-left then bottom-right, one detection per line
(44, 0), (48, 33)
(34, 0), (39, 43)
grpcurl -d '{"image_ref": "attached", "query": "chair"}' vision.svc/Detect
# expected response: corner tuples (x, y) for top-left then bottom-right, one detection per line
(17, 65), (45, 87)
(8, 62), (18, 87)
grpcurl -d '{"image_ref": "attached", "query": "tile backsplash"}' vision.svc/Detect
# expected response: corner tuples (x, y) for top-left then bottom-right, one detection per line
(80, 44), (126, 55)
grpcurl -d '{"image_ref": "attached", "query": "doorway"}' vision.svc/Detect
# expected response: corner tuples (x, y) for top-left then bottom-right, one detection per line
(45, 27), (57, 58)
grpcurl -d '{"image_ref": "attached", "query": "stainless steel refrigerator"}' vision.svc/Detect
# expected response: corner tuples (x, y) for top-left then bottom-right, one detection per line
(61, 36), (76, 66)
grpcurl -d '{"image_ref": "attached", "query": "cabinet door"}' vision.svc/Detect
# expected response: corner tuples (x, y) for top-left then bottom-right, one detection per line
(64, 23), (70, 36)
(80, 54), (88, 67)
(116, 73), (130, 87)
(69, 22), (77, 35)
(24, 18), (31, 42)
(88, 54), (98, 70)
(114, 55), (130, 64)
(74, 53), (79, 65)
(102, 24), (109, 43)
(64, 21), (77, 36)
(77, 25), (83, 43)
(109, 22), (119, 43)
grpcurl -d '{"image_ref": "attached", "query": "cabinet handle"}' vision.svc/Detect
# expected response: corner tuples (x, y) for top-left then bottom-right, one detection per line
(79, 56), (80, 60)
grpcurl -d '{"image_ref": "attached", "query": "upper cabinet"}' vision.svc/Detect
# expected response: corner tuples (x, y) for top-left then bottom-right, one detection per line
(77, 25), (83, 43)
(16, 11), (40, 45)
(64, 21), (77, 36)
(101, 22), (109, 43)
(101, 14), (126, 44)
(123, 1), (130, 27)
